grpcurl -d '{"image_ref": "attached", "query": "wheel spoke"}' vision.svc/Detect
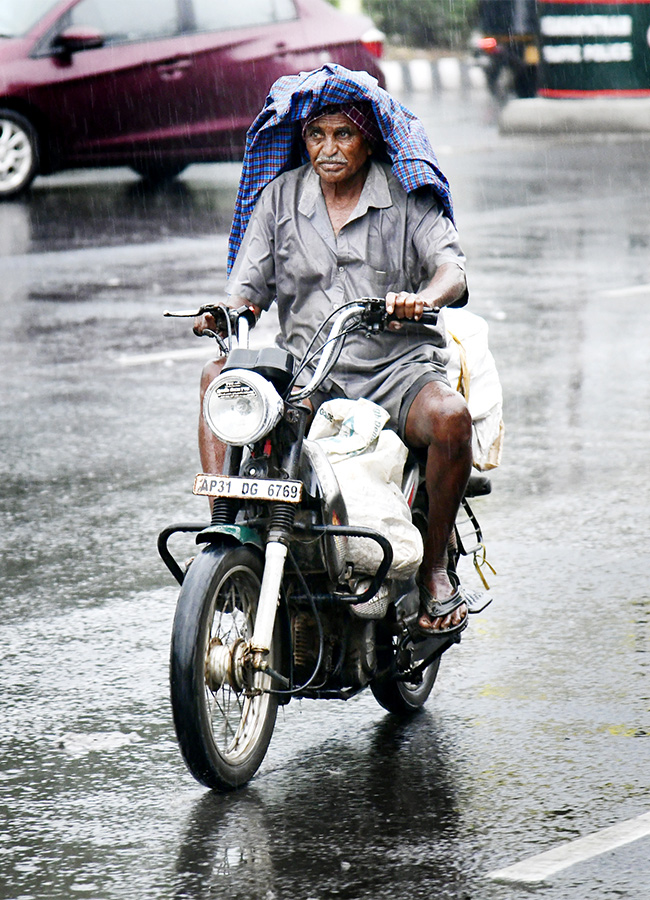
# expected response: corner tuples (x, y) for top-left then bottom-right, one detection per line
(0, 118), (34, 192)
(202, 566), (271, 761)
(171, 549), (278, 789)
(8, 131), (25, 150)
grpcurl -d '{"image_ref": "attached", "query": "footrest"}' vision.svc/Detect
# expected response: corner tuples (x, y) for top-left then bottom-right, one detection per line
(465, 587), (493, 614)
(465, 474), (492, 497)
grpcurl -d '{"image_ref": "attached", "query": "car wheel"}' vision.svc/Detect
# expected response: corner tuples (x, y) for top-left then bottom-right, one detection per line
(131, 162), (187, 183)
(0, 110), (39, 199)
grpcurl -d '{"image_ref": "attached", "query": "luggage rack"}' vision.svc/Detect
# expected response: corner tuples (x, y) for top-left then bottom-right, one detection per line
(455, 495), (496, 589)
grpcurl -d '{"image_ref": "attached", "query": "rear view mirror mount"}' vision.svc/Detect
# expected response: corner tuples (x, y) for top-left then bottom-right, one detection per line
(52, 26), (105, 57)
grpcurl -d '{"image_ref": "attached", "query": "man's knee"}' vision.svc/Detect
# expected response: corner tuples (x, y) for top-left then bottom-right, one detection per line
(437, 392), (472, 450)
(200, 357), (226, 395)
(406, 382), (472, 450)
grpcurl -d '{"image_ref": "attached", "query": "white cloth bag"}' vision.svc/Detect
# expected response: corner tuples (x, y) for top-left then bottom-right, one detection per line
(307, 399), (423, 578)
(442, 307), (504, 470)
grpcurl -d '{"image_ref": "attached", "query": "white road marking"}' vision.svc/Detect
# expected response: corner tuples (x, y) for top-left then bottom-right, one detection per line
(601, 283), (650, 297)
(117, 347), (214, 366)
(117, 333), (271, 367)
(488, 811), (650, 884)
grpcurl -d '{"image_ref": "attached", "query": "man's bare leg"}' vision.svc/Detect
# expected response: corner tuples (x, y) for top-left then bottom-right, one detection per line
(199, 358), (227, 474)
(404, 381), (473, 632)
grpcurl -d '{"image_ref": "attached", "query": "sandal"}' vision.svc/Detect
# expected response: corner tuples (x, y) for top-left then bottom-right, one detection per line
(418, 572), (469, 636)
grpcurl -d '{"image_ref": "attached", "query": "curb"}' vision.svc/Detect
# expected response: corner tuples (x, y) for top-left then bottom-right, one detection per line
(499, 97), (650, 134)
(380, 57), (487, 93)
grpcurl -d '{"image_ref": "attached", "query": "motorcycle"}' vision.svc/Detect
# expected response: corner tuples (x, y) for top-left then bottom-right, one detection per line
(158, 298), (493, 791)
(472, 0), (539, 99)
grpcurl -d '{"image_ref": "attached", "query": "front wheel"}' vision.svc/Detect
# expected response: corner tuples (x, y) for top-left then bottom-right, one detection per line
(0, 110), (39, 198)
(170, 544), (279, 791)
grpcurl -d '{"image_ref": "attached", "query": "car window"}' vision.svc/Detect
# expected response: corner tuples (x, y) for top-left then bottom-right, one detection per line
(68, 0), (181, 44)
(191, 0), (296, 32)
(0, 0), (59, 37)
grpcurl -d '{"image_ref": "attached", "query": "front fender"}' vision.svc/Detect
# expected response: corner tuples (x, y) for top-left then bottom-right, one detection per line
(196, 523), (264, 551)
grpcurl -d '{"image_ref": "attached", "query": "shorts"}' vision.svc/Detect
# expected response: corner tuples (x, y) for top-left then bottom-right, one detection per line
(308, 360), (450, 444)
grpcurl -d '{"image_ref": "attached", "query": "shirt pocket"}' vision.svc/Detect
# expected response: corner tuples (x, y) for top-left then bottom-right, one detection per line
(357, 261), (405, 297)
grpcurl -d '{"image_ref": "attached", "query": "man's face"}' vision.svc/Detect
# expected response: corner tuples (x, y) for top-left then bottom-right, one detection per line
(304, 113), (371, 185)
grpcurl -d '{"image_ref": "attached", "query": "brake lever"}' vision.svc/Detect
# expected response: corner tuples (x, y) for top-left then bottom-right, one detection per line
(360, 297), (388, 333)
(163, 308), (203, 318)
(163, 308), (230, 353)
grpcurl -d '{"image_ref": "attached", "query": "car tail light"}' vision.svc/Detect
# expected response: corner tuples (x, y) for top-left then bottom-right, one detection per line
(477, 36), (499, 54)
(361, 27), (384, 59)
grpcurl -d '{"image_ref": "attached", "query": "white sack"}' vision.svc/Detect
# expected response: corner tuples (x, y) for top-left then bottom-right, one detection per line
(442, 307), (504, 470)
(308, 399), (423, 578)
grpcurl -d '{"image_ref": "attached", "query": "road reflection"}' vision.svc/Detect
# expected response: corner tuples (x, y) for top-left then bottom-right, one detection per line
(2, 168), (241, 255)
(174, 713), (467, 900)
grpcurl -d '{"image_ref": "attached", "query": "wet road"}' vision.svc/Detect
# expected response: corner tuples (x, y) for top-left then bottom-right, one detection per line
(1, 87), (649, 899)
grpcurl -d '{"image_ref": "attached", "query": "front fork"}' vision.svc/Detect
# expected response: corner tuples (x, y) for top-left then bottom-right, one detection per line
(250, 539), (288, 668)
(205, 506), (295, 693)
(207, 407), (307, 691)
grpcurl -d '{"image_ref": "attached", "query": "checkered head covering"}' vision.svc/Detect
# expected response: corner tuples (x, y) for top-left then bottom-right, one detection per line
(227, 64), (455, 274)
(301, 101), (382, 147)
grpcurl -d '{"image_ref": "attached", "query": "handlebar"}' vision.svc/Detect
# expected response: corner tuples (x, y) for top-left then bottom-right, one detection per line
(164, 303), (257, 329)
(290, 298), (439, 402)
(360, 296), (439, 330)
(164, 303), (257, 353)
(164, 297), (439, 400)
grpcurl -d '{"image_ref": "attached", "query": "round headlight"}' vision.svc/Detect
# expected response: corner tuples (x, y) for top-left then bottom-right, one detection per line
(203, 369), (284, 446)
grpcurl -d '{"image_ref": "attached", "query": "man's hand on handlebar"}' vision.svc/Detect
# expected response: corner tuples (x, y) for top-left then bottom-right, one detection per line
(385, 290), (430, 321)
(385, 263), (466, 331)
(385, 291), (440, 331)
(192, 299), (261, 337)
(192, 310), (219, 337)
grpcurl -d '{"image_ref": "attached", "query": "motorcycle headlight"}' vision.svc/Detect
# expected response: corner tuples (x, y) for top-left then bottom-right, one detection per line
(203, 369), (284, 446)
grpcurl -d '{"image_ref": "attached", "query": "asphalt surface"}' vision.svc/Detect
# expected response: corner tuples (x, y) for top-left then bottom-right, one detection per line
(1, 87), (649, 900)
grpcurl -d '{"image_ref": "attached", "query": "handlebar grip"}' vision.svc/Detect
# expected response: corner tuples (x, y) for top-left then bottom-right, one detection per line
(419, 307), (440, 324)
(385, 307), (439, 325)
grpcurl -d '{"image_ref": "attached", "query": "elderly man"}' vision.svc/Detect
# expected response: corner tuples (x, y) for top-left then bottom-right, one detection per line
(195, 72), (473, 636)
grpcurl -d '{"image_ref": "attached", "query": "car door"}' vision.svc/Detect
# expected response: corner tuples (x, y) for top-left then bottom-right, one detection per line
(157, 0), (324, 160)
(27, 0), (189, 164)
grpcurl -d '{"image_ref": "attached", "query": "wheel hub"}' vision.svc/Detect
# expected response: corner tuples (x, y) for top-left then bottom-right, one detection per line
(205, 637), (247, 691)
(0, 121), (33, 190)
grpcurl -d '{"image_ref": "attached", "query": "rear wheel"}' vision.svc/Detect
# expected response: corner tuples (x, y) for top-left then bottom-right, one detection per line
(371, 636), (440, 714)
(170, 544), (279, 791)
(0, 110), (39, 198)
(131, 162), (187, 183)
(370, 483), (442, 713)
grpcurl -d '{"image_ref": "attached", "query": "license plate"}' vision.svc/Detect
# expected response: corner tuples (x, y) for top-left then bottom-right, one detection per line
(192, 474), (303, 503)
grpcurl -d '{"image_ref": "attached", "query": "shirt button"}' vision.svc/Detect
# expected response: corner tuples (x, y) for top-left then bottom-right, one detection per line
(338, 266), (344, 272)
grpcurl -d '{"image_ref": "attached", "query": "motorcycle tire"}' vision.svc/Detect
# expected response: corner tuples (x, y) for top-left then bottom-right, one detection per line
(170, 543), (279, 791)
(371, 482), (441, 714)
(371, 652), (440, 715)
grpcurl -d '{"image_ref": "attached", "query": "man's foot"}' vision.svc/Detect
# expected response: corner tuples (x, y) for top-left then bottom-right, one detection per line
(418, 569), (468, 634)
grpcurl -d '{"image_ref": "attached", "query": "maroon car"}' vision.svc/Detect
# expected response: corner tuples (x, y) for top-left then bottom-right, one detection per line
(0, 0), (384, 197)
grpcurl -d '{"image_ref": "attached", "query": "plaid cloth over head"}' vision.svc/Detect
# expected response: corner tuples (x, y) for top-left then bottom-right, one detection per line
(227, 64), (455, 274)
(301, 101), (382, 147)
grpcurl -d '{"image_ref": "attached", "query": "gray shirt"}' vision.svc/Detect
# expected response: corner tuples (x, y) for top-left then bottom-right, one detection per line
(227, 160), (467, 398)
